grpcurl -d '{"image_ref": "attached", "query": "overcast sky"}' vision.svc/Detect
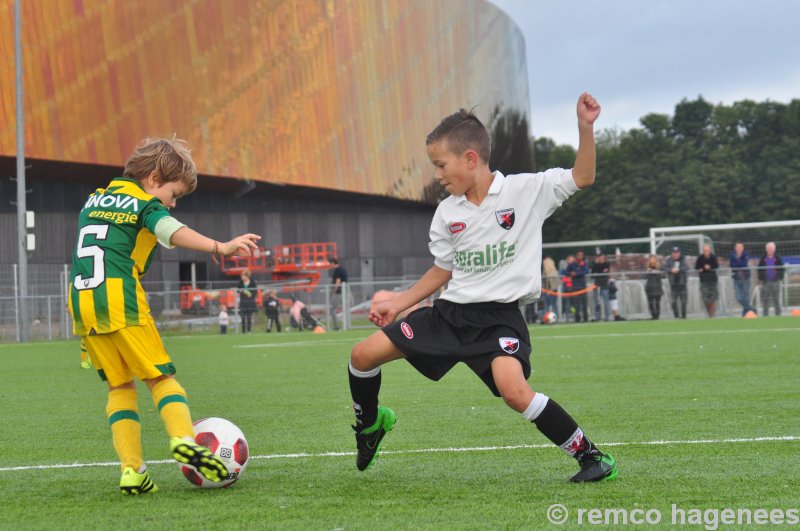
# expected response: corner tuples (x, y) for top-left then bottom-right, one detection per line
(488, 0), (800, 146)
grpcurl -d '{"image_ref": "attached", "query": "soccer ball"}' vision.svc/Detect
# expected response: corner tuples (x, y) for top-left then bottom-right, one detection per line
(542, 311), (558, 324)
(181, 417), (250, 488)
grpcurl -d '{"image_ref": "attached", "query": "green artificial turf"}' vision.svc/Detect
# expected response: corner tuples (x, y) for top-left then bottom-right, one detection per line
(1, 317), (798, 529)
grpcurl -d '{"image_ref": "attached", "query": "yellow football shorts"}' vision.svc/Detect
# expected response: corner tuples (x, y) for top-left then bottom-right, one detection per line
(83, 316), (176, 387)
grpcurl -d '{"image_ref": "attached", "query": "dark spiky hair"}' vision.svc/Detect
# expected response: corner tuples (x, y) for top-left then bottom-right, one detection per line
(426, 108), (491, 163)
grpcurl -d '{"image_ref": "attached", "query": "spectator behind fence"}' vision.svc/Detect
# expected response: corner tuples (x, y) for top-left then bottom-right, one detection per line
(729, 242), (754, 316)
(264, 290), (281, 332)
(560, 255), (575, 322)
(645, 255), (664, 320)
(541, 257), (560, 319)
(608, 278), (626, 321)
(758, 242), (784, 316)
(566, 250), (590, 322)
(289, 296), (308, 330)
(664, 246), (688, 319)
(237, 269), (258, 333)
(590, 252), (611, 321)
(219, 304), (229, 335)
(329, 257), (348, 331)
(695, 244), (719, 318)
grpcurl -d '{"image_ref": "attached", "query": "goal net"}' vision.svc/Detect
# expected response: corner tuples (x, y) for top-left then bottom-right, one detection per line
(650, 220), (800, 315)
(537, 221), (800, 321)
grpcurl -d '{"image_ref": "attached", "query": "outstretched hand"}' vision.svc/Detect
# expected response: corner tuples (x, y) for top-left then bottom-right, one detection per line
(221, 233), (261, 257)
(577, 92), (601, 126)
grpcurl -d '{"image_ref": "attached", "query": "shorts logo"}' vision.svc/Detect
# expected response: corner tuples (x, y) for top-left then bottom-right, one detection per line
(449, 221), (467, 235)
(401, 322), (414, 339)
(499, 337), (519, 354)
(495, 208), (515, 230)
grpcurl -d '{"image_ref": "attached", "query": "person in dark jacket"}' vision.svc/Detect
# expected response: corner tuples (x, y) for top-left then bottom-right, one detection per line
(695, 244), (719, 318)
(729, 242), (753, 316)
(664, 247), (688, 318)
(237, 269), (258, 333)
(644, 255), (664, 319)
(608, 278), (626, 321)
(757, 242), (785, 316)
(566, 250), (590, 322)
(590, 252), (611, 321)
(329, 257), (348, 330)
(264, 289), (281, 332)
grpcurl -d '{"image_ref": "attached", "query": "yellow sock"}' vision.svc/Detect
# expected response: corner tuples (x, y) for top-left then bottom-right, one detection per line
(106, 388), (143, 472)
(151, 378), (194, 439)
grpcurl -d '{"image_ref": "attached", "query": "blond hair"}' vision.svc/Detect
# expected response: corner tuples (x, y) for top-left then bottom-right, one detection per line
(123, 137), (197, 193)
(542, 257), (558, 277)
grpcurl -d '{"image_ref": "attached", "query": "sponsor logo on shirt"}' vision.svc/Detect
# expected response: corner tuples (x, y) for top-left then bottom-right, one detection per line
(400, 322), (414, 339)
(83, 193), (140, 212)
(453, 241), (516, 273)
(495, 208), (515, 230)
(449, 221), (467, 235)
(499, 337), (519, 354)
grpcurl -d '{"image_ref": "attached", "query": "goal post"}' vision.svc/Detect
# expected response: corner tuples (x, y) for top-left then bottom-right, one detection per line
(650, 220), (800, 316)
(650, 220), (800, 257)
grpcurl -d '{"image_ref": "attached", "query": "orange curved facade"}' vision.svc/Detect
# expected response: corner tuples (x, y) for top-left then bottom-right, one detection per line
(0, 0), (528, 201)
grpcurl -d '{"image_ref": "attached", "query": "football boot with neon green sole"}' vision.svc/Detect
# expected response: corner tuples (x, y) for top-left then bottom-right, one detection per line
(353, 406), (397, 471)
(170, 436), (229, 482)
(570, 451), (618, 482)
(119, 466), (158, 495)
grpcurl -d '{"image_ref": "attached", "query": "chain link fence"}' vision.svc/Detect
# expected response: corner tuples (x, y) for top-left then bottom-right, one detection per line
(1, 265), (798, 342)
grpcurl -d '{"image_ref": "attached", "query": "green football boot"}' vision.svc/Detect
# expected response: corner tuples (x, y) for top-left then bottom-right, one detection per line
(570, 451), (618, 482)
(353, 406), (397, 471)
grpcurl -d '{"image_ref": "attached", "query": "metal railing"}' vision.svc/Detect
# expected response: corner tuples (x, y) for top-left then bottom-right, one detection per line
(1, 267), (797, 342)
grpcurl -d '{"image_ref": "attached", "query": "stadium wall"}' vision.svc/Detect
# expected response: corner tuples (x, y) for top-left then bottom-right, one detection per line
(0, 0), (529, 284)
(0, 0), (529, 201)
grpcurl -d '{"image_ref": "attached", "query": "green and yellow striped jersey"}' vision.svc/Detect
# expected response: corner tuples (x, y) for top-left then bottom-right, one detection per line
(68, 178), (172, 335)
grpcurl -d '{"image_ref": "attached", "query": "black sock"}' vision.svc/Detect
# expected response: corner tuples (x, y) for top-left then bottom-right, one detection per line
(348, 363), (381, 429)
(532, 398), (597, 459)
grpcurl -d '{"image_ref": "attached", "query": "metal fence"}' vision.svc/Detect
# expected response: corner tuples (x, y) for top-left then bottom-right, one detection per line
(1, 266), (798, 342)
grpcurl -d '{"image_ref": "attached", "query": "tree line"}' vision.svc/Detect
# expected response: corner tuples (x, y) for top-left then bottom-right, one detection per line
(530, 97), (800, 243)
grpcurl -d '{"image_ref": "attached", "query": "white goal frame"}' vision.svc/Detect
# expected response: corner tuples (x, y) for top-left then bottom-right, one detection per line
(650, 220), (800, 255)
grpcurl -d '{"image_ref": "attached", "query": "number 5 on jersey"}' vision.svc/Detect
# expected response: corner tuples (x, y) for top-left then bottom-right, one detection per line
(73, 224), (109, 290)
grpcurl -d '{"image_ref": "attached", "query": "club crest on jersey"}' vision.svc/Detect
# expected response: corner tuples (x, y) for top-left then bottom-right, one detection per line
(449, 221), (467, 235)
(495, 208), (515, 230)
(499, 337), (519, 354)
(401, 322), (414, 339)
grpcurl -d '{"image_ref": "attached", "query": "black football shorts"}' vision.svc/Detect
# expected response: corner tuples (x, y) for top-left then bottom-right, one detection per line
(382, 299), (532, 396)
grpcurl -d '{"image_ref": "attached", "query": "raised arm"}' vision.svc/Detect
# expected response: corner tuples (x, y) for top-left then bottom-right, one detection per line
(369, 265), (452, 327)
(572, 92), (601, 189)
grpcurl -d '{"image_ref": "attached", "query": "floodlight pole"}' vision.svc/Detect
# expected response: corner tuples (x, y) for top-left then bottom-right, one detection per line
(15, 0), (30, 342)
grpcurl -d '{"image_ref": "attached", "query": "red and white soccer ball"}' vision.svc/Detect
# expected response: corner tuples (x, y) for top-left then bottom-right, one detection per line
(542, 311), (558, 324)
(181, 417), (250, 488)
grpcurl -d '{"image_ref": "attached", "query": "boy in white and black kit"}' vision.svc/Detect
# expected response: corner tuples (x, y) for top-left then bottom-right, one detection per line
(347, 93), (618, 482)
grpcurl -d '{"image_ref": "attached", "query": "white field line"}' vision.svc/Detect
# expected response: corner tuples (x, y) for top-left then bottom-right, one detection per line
(3, 435), (798, 473)
(234, 338), (360, 349)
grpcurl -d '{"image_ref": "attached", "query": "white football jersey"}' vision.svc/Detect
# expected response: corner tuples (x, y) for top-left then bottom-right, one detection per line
(430, 169), (578, 304)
